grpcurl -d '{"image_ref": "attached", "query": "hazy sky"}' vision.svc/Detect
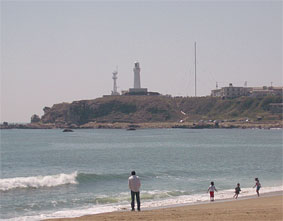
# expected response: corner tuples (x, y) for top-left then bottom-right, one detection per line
(1, 0), (282, 122)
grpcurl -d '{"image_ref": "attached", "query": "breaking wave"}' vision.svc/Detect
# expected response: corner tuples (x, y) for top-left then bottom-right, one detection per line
(0, 171), (78, 191)
(0, 172), (144, 192)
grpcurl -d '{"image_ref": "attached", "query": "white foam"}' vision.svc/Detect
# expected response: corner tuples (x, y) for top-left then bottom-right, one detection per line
(2, 185), (282, 221)
(0, 172), (78, 191)
(1, 205), (117, 221)
(140, 185), (283, 208)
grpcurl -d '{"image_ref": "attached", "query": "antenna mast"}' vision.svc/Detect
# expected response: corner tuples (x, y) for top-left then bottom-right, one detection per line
(194, 42), (197, 97)
(111, 69), (119, 95)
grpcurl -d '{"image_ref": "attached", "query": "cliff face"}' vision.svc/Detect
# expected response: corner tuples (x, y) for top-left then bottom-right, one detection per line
(41, 96), (181, 125)
(40, 95), (282, 126)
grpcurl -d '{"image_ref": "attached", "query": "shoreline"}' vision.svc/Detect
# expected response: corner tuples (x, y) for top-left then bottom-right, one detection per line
(139, 190), (283, 211)
(45, 192), (283, 221)
(1, 121), (282, 130)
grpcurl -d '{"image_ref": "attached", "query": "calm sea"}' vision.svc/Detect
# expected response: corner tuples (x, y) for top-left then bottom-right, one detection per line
(0, 128), (282, 220)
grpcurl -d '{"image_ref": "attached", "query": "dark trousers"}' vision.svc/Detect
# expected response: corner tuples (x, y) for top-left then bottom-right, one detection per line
(131, 191), (140, 210)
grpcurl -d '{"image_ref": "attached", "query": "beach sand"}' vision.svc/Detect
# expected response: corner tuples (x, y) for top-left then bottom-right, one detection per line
(46, 194), (283, 221)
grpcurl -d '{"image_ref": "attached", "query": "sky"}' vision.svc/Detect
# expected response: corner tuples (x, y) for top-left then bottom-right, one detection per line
(1, 0), (282, 122)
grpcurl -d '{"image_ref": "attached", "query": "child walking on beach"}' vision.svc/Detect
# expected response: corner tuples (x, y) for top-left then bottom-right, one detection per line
(253, 178), (261, 197)
(207, 181), (217, 201)
(233, 183), (241, 199)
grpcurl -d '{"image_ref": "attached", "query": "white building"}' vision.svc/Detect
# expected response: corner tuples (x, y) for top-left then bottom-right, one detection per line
(211, 83), (250, 98)
(129, 62), (148, 95)
(250, 86), (283, 97)
(211, 83), (283, 99)
(133, 62), (141, 88)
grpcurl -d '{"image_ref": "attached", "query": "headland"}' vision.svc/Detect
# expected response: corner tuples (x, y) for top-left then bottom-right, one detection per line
(1, 95), (282, 129)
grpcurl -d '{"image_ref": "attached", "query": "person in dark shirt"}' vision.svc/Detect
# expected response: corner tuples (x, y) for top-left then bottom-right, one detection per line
(233, 183), (241, 199)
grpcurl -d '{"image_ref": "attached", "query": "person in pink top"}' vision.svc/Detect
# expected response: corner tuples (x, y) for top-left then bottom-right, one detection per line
(128, 171), (141, 211)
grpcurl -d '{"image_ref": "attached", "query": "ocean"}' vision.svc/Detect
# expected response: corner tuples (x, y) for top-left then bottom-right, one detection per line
(0, 128), (282, 220)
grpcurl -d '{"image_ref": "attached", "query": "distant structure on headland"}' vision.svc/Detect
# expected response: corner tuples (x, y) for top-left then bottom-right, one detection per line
(211, 83), (283, 99)
(111, 70), (120, 96)
(128, 62), (148, 95)
(134, 61), (141, 88)
(107, 61), (159, 97)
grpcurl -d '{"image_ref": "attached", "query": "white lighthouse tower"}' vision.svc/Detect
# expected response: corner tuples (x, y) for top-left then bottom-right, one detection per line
(133, 62), (141, 88)
(129, 61), (147, 95)
(111, 70), (119, 95)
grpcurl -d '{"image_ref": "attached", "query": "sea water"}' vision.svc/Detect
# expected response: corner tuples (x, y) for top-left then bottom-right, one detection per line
(0, 128), (282, 220)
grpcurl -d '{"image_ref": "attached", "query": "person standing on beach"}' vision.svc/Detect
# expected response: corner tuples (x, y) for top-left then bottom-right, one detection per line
(253, 178), (261, 197)
(207, 181), (217, 201)
(128, 171), (141, 211)
(233, 183), (241, 199)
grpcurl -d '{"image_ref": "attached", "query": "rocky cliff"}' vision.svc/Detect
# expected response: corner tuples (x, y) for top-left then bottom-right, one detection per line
(38, 95), (282, 127)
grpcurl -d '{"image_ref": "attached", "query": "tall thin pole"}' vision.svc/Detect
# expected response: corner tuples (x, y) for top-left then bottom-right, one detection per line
(194, 41), (197, 97)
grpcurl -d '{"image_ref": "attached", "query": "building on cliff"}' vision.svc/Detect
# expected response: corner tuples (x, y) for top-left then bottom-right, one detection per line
(211, 83), (283, 99)
(211, 83), (251, 99)
(250, 86), (283, 97)
(128, 62), (148, 95)
(109, 61), (158, 97)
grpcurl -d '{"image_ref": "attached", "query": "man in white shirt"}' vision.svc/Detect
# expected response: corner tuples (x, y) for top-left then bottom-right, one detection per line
(128, 171), (141, 211)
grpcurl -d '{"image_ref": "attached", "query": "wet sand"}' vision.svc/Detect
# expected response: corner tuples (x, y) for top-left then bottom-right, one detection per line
(46, 194), (283, 221)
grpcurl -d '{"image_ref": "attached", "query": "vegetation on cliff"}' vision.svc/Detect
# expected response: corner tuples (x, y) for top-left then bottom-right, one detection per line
(39, 95), (282, 126)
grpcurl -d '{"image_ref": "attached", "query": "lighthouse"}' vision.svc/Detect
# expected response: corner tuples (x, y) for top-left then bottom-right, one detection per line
(133, 62), (141, 88)
(129, 61), (147, 95)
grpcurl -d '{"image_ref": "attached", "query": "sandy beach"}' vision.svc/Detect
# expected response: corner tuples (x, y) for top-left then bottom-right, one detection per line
(46, 194), (283, 221)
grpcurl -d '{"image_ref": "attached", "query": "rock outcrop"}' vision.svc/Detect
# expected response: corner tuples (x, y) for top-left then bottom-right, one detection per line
(31, 114), (40, 123)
